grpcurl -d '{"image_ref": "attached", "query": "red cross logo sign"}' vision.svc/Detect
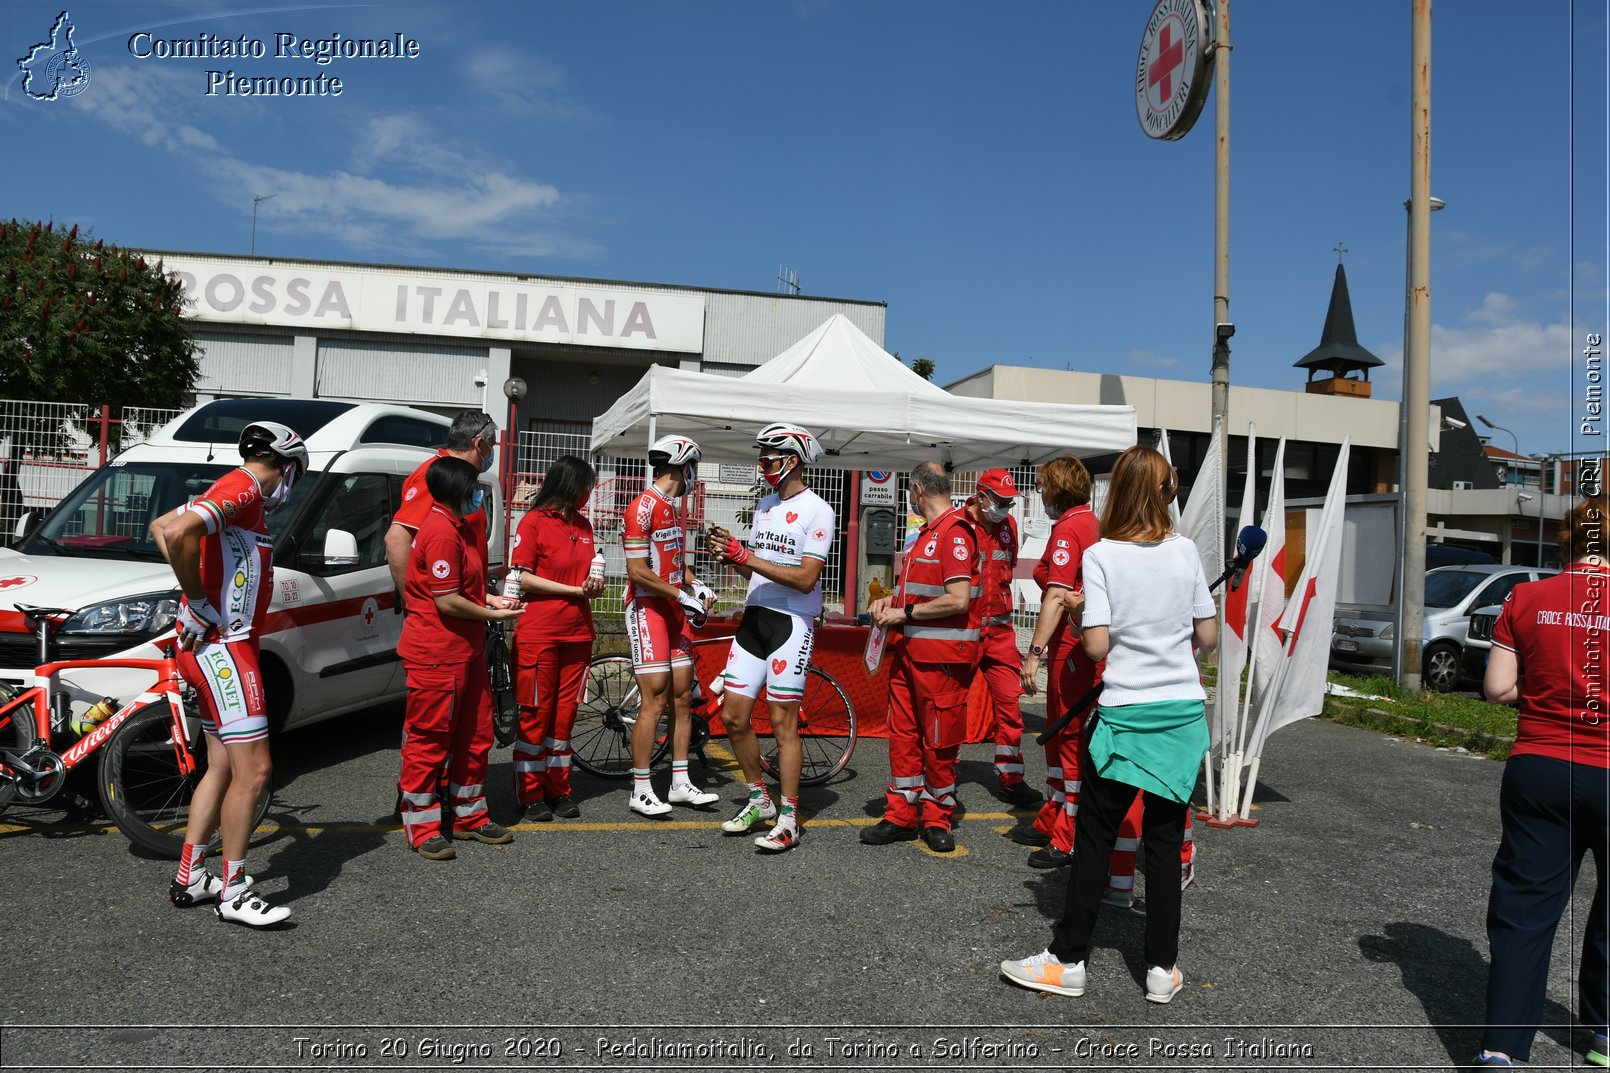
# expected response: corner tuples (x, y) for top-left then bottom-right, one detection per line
(0, 575), (37, 590)
(1135, 0), (1212, 141)
(431, 559), (451, 579)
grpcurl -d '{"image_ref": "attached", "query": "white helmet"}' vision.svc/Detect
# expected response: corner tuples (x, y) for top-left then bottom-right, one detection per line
(648, 434), (701, 468)
(755, 422), (822, 465)
(238, 420), (309, 479)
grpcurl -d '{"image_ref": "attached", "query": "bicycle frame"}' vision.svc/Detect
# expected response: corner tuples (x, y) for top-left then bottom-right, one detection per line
(0, 651), (196, 797)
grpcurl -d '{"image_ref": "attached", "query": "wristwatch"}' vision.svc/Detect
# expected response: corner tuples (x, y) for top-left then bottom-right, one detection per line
(904, 604), (916, 622)
(1028, 643), (1046, 657)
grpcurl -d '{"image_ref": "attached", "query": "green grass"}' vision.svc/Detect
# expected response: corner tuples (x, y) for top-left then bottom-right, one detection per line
(1321, 671), (1518, 759)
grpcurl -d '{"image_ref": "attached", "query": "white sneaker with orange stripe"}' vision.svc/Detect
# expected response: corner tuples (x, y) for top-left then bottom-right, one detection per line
(1145, 964), (1183, 1004)
(999, 949), (1085, 997)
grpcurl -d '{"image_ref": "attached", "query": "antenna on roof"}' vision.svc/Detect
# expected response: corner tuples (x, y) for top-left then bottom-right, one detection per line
(776, 265), (800, 295)
(252, 193), (278, 255)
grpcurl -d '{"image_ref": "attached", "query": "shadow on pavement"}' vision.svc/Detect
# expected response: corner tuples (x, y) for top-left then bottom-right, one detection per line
(1358, 920), (1576, 1064)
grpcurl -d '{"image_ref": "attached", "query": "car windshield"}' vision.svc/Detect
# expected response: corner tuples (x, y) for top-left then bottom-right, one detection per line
(1424, 569), (1488, 609)
(19, 460), (315, 561)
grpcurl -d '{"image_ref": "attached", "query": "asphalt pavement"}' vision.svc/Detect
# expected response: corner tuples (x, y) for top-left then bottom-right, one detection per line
(0, 699), (1599, 1072)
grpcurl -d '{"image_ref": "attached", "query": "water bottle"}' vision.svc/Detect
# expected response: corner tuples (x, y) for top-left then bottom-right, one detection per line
(589, 552), (606, 583)
(501, 568), (522, 601)
(71, 697), (116, 737)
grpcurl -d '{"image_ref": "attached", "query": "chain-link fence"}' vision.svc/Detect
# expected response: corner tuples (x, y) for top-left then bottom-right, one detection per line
(0, 400), (185, 543)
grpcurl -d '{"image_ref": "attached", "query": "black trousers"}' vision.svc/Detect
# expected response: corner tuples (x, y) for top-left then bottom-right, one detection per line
(1481, 754), (1609, 1061)
(1049, 762), (1188, 969)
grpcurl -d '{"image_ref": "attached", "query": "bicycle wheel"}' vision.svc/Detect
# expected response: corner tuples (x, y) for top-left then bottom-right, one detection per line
(98, 702), (270, 859)
(487, 624), (519, 749)
(0, 686), (35, 816)
(572, 656), (654, 777)
(759, 667), (857, 786)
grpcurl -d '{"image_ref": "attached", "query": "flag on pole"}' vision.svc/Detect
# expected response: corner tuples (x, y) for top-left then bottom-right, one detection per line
(1157, 427), (1182, 527)
(1249, 437), (1353, 757)
(1176, 418), (1223, 592)
(1249, 439), (1289, 713)
(1218, 426), (1258, 718)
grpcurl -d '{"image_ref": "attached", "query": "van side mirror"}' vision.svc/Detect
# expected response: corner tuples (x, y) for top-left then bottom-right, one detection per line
(13, 510), (36, 543)
(302, 528), (359, 569)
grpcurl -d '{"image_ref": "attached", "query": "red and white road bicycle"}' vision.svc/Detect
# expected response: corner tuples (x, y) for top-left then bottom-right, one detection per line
(0, 604), (269, 857)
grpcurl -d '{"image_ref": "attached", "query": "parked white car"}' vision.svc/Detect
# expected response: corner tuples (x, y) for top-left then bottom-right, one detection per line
(0, 399), (503, 731)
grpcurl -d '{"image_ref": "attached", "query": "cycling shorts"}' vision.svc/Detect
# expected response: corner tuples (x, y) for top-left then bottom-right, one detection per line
(625, 596), (694, 674)
(178, 639), (268, 745)
(720, 606), (814, 703)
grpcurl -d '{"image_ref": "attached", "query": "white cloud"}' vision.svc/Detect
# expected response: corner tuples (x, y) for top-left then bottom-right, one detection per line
(60, 64), (596, 261)
(1430, 295), (1572, 384)
(463, 48), (590, 121)
(1125, 348), (1179, 370)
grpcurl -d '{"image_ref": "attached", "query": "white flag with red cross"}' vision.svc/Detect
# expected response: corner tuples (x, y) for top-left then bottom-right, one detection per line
(1250, 437), (1352, 757)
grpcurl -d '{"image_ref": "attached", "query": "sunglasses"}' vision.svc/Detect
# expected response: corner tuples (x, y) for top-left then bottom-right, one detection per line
(757, 454), (789, 471)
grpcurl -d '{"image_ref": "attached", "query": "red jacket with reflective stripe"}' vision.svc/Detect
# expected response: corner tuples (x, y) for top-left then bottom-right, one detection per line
(973, 510), (1018, 620)
(896, 507), (983, 664)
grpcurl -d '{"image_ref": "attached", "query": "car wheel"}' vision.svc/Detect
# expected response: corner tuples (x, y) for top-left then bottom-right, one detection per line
(1423, 642), (1461, 693)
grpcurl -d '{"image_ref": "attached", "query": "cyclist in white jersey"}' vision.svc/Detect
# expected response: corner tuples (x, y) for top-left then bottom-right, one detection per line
(706, 423), (835, 853)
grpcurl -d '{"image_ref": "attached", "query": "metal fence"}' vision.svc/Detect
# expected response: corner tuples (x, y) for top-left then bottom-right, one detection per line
(0, 399), (185, 541)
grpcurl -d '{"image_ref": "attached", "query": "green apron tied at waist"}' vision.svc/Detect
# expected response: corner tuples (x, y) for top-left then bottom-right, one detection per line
(1086, 699), (1209, 805)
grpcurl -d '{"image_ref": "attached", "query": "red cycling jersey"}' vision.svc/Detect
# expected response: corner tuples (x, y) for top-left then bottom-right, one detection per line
(183, 467), (273, 642)
(622, 484), (685, 602)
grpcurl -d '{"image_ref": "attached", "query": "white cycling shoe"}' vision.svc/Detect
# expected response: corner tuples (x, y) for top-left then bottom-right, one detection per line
(215, 888), (291, 928)
(168, 870), (253, 907)
(628, 789), (672, 817)
(667, 783), (719, 808)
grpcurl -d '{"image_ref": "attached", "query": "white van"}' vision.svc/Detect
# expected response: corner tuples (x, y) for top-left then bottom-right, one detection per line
(0, 399), (504, 731)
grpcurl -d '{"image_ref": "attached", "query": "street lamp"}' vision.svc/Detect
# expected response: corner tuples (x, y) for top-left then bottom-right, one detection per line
(1393, 195), (1445, 686)
(1476, 414), (1520, 483)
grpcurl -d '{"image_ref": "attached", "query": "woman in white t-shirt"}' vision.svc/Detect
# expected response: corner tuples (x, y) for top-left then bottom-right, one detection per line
(1001, 444), (1216, 1006)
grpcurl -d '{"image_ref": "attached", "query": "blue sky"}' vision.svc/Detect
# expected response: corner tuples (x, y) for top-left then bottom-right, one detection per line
(4, 1), (1605, 460)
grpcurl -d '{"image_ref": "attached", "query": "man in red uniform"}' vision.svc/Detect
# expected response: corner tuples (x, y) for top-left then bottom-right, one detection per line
(397, 457), (524, 860)
(153, 421), (306, 927)
(385, 410), (497, 589)
(965, 468), (1039, 807)
(863, 460), (982, 853)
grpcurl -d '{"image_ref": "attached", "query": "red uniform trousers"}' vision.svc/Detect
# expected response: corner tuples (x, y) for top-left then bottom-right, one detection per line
(398, 658), (495, 848)
(1035, 635), (1099, 852)
(512, 638), (591, 804)
(978, 622), (1027, 789)
(883, 652), (974, 831)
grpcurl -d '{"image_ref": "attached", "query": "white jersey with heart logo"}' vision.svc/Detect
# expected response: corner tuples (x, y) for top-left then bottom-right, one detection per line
(743, 487), (836, 618)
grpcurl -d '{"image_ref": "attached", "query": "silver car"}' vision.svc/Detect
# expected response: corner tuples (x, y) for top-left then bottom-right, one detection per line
(1330, 565), (1557, 692)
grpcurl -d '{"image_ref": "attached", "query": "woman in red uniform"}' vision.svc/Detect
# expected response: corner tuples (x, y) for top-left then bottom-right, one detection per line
(397, 457), (524, 861)
(1017, 457), (1100, 866)
(1474, 495), (1609, 1069)
(509, 455), (606, 822)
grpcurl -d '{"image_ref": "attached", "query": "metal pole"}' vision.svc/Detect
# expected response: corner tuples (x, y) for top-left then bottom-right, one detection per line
(1211, 0), (1232, 494)
(1394, 196), (1443, 679)
(1537, 463), (1547, 566)
(1400, 0), (1433, 694)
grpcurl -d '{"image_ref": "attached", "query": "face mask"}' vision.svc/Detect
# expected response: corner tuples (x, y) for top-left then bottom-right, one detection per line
(760, 459), (793, 490)
(478, 441), (496, 475)
(462, 488), (485, 515)
(265, 467), (296, 511)
(983, 502), (1011, 524)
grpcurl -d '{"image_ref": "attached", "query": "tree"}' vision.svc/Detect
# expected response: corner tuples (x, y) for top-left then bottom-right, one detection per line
(911, 357), (935, 381)
(0, 220), (199, 409)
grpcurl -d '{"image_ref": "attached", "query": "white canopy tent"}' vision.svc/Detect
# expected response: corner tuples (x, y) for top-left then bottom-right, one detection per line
(590, 315), (1137, 469)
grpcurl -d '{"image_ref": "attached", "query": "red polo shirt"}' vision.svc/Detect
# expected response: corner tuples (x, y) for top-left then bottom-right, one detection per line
(1032, 505), (1099, 647)
(1493, 563), (1610, 768)
(394, 449), (489, 566)
(399, 505), (485, 664)
(511, 506), (597, 643)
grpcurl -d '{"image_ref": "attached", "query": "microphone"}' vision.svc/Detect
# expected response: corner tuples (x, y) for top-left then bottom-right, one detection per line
(1210, 525), (1268, 591)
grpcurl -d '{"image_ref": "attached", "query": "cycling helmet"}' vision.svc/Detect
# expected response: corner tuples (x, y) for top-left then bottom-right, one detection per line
(238, 421), (309, 479)
(648, 434), (701, 468)
(754, 422), (822, 465)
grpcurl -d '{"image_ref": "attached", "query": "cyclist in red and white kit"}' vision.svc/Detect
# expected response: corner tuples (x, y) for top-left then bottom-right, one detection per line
(622, 434), (719, 816)
(151, 421), (307, 928)
(707, 423), (835, 853)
